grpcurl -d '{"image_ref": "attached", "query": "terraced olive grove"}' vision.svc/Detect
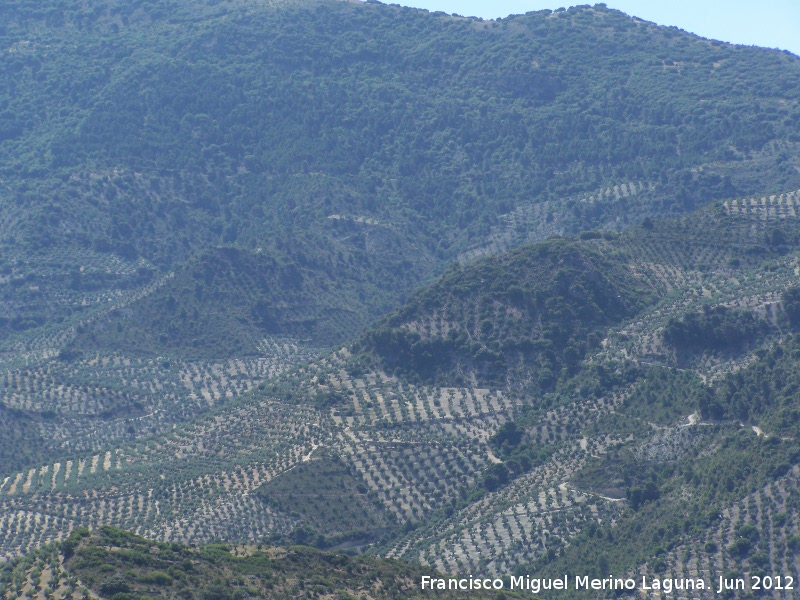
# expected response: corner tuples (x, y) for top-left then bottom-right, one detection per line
(2, 0), (800, 596)
(2, 191), (800, 599)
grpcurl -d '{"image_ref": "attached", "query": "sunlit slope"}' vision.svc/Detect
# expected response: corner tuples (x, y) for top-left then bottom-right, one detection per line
(2, 1), (800, 588)
(2, 193), (800, 600)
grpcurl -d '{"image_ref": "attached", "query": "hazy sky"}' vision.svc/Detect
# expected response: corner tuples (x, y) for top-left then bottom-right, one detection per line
(392, 1), (800, 57)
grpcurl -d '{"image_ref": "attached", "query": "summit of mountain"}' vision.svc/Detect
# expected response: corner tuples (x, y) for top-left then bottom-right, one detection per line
(354, 236), (652, 389)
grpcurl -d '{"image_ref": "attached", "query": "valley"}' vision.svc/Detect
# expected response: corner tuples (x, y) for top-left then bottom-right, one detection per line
(1, 0), (800, 597)
(4, 190), (800, 598)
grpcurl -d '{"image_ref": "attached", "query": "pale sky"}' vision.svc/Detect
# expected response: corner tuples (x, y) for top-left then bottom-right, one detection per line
(392, 1), (800, 57)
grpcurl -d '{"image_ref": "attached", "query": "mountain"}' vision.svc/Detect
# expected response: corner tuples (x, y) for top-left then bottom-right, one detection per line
(2, 1), (800, 597)
(355, 236), (651, 388)
(4, 0), (800, 475)
(66, 243), (400, 358)
(2, 0), (800, 359)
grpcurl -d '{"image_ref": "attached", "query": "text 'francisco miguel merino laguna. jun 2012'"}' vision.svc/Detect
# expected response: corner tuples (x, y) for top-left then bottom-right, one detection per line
(420, 574), (796, 594)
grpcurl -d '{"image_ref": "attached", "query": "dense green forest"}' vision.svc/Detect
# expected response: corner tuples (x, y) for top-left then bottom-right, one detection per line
(1, 0), (800, 357)
(0, 527), (516, 599)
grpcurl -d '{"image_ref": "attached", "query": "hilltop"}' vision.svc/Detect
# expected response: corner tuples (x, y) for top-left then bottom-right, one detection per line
(355, 236), (651, 389)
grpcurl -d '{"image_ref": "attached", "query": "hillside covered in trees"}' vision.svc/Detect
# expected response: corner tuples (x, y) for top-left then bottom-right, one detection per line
(1, 0), (800, 358)
(0, 526), (515, 599)
(1, 1), (800, 598)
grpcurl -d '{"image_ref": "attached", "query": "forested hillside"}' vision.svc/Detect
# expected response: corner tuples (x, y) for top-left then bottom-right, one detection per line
(2, 0), (800, 357)
(356, 237), (651, 388)
(2, 0), (799, 473)
(0, 526), (515, 599)
(1, 1), (800, 597)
